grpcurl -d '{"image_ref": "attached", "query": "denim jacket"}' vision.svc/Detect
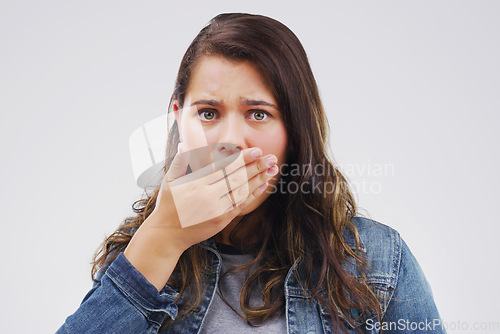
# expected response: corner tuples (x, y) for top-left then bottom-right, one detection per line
(57, 217), (446, 333)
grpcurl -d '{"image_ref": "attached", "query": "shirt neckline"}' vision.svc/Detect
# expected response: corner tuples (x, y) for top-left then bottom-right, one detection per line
(215, 242), (249, 255)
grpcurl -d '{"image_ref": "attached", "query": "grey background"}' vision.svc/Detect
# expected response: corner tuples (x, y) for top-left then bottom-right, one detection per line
(1, 1), (498, 333)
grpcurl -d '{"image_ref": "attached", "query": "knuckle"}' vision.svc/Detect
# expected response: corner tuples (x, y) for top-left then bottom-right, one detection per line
(260, 160), (269, 172)
(237, 200), (247, 210)
(229, 174), (243, 185)
(186, 182), (199, 194)
(260, 171), (269, 182)
(255, 161), (263, 173)
(237, 186), (247, 198)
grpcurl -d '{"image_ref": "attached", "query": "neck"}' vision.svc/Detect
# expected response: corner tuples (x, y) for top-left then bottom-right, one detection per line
(214, 209), (263, 246)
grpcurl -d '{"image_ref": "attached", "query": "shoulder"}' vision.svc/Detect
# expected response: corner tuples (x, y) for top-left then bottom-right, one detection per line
(348, 217), (443, 322)
(350, 216), (402, 252)
(344, 217), (402, 289)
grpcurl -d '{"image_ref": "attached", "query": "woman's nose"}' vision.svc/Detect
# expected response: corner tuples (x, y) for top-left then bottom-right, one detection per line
(213, 115), (245, 157)
(216, 142), (241, 157)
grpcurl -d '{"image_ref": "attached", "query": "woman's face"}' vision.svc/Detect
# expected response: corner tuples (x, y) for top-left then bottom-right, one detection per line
(174, 55), (288, 215)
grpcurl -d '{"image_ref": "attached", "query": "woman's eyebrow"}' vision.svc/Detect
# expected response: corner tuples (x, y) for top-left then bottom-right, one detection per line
(191, 99), (222, 107)
(190, 98), (278, 109)
(240, 98), (278, 109)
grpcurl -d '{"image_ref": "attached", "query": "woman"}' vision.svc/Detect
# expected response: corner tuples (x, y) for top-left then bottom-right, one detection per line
(58, 13), (445, 333)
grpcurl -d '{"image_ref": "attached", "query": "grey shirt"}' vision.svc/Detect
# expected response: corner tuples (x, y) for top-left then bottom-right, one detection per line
(199, 244), (286, 333)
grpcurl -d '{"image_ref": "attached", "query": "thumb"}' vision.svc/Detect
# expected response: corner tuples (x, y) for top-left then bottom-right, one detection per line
(166, 143), (189, 181)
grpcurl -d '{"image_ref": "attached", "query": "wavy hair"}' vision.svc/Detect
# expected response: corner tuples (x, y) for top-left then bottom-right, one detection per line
(91, 13), (383, 332)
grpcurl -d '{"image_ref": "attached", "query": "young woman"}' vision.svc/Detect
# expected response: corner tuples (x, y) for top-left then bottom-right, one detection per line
(58, 13), (445, 334)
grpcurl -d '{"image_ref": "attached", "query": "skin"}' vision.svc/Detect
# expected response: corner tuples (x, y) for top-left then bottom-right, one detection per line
(123, 55), (287, 291)
(174, 55), (288, 244)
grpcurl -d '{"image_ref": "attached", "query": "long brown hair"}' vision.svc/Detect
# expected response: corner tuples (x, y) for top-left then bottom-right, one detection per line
(92, 13), (382, 332)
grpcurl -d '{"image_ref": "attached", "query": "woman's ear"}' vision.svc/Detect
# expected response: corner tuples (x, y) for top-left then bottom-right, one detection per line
(173, 100), (183, 142)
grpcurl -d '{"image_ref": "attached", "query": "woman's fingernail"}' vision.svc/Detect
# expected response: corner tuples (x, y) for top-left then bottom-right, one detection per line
(259, 182), (268, 190)
(266, 156), (277, 167)
(251, 148), (262, 158)
(267, 165), (278, 176)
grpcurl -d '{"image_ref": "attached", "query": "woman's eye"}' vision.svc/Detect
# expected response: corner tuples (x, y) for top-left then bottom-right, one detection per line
(198, 109), (217, 121)
(251, 110), (269, 121)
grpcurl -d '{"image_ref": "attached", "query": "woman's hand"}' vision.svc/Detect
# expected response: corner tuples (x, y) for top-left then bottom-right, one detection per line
(151, 144), (278, 252)
(124, 144), (278, 291)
